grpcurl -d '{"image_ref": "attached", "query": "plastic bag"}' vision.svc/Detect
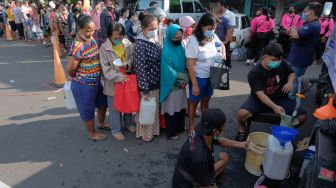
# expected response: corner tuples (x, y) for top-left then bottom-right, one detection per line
(113, 75), (140, 113)
(63, 81), (77, 109)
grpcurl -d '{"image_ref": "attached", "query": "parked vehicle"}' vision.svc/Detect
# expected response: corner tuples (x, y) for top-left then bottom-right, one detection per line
(135, 0), (206, 22)
(230, 13), (251, 50)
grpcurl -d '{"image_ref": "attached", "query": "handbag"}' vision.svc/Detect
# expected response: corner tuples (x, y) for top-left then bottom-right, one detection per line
(113, 71), (140, 113)
(210, 63), (230, 90)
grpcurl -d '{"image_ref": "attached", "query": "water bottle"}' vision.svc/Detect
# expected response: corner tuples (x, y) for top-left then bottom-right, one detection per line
(215, 42), (223, 65)
(299, 145), (316, 178)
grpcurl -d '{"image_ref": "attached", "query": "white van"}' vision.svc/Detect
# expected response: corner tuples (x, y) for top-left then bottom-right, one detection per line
(230, 13), (251, 49)
(135, 0), (206, 21)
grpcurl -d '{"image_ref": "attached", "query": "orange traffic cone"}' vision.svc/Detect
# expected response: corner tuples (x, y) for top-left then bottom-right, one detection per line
(5, 24), (14, 41)
(314, 98), (336, 120)
(51, 33), (67, 87)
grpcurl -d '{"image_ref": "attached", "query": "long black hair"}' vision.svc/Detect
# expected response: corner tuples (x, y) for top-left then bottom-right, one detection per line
(261, 7), (270, 21)
(76, 14), (94, 29)
(194, 12), (217, 45)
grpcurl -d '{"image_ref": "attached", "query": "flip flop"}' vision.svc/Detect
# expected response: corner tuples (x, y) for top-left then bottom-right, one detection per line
(97, 123), (111, 130)
(142, 136), (153, 142)
(88, 133), (107, 141)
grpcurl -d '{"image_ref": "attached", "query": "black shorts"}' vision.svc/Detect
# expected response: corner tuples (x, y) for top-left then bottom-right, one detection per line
(240, 95), (306, 116)
(58, 34), (65, 44)
(9, 21), (16, 32)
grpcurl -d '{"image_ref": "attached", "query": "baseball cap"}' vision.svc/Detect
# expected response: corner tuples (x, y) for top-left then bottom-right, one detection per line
(195, 108), (227, 135)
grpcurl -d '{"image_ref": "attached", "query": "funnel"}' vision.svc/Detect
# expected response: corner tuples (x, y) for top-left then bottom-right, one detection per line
(271, 126), (298, 146)
(313, 98), (336, 120)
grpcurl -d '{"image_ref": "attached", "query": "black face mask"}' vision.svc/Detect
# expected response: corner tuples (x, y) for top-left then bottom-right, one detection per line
(289, 10), (294, 14)
(172, 39), (182, 46)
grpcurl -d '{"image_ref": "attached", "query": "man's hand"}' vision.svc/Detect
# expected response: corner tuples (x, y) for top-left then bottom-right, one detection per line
(241, 140), (249, 149)
(288, 27), (299, 39)
(192, 83), (200, 96)
(282, 82), (293, 94)
(272, 105), (285, 115)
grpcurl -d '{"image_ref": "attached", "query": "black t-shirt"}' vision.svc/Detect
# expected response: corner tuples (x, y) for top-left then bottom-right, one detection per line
(172, 131), (215, 188)
(248, 62), (294, 99)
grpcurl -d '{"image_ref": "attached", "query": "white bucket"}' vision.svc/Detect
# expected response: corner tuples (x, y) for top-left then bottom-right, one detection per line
(245, 132), (270, 176)
(139, 96), (156, 125)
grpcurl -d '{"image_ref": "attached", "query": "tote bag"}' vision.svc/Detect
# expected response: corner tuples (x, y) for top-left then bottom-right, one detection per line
(210, 63), (230, 90)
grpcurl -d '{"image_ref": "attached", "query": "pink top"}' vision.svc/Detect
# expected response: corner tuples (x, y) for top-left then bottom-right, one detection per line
(91, 11), (101, 30)
(281, 13), (300, 30)
(297, 18), (304, 28)
(250, 15), (274, 34)
(319, 17), (334, 37)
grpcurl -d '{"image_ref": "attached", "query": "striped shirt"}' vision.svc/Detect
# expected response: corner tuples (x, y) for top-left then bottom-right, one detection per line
(71, 38), (102, 85)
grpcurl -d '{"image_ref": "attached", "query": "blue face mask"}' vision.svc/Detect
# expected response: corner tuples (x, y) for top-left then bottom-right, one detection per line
(112, 39), (122, 46)
(203, 30), (215, 38)
(268, 61), (281, 69)
(300, 13), (308, 21)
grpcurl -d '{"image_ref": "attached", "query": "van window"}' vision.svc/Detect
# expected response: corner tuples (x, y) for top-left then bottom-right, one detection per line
(135, 0), (163, 11)
(241, 17), (247, 29)
(235, 17), (239, 29)
(170, 0), (182, 13)
(194, 1), (204, 13)
(182, 0), (194, 13)
(244, 16), (251, 27)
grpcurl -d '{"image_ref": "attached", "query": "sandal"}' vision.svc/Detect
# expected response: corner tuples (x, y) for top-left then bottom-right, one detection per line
(88, 133), (107, 141)
(236, 132), (247, 141)
(169, 135), (179, 140)
(142, 136), (153, 142)
(97, 123), (111, 130)
(127, 126), (136, 133)
(112, 133), (125, 141)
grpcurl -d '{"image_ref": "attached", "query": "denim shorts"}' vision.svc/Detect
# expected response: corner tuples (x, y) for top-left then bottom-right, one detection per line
(71, 80), (107, 121)
(240, 95), (306, 116)
(188, 77), (214, 103)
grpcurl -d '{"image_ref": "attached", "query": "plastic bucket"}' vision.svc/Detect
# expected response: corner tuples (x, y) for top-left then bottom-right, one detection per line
(245, 132), (270, 176)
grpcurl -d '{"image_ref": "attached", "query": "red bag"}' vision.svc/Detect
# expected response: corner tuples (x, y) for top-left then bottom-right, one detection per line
(113, 74), (140, 113)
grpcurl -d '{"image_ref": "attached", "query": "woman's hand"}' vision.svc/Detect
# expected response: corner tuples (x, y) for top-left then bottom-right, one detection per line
(192, 84), (200, 96)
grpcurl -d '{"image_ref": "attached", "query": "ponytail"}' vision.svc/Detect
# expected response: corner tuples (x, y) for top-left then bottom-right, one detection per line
(261, 7), (270, 21)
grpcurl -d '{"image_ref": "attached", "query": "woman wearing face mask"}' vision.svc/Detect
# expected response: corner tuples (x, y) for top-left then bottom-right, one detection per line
(67, 14), (110, 141)
(91, 2), (101, 47)
(178, 16), (195, 47)
(133, 13), (161, 142)
(125, 11), (137, 43)
(160, 24), (188, 140)
(99, 22), (135, 141)
(185, 13), (225, 134)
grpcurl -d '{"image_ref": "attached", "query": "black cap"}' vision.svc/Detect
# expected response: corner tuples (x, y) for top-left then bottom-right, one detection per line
(195, 108), (227, 135)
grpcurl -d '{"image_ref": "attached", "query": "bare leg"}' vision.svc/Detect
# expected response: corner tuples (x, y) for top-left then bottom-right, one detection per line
(200, 97), (211, 114)
(214, 152), (229, 176)
(237, 109), (252, 132)
(188, 100), (198, 134)
(97, 107), (107, 126)
(85, 119), (106, 140)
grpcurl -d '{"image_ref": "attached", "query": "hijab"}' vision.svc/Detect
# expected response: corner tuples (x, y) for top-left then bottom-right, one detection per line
(160, 24), (187, 103)
(179, 16), (195, 38)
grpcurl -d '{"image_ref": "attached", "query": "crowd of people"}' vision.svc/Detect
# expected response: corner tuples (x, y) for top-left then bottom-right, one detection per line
(0, 0), (331, 186)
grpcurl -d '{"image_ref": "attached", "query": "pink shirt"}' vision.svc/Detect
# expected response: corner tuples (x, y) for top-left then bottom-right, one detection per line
(281, 13), (300, 30)
(319, 17), (334, 37)
(250, 15), (274, 34)
(297, 19), (304, 28)
(91, 11), (101, 30)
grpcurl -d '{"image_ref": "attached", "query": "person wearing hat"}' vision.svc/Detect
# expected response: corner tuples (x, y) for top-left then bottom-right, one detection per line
(172, 108), (248, 188)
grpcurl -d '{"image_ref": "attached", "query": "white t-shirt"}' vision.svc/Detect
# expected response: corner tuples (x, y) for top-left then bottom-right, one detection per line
(223, 9), (236, 28)
(118, 18), (126, 28)
(185, 35), (222, 78)
(13, 7), (24, 24)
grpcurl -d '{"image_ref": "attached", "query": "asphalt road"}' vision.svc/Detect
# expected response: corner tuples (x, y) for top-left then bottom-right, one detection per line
(0, 38), (321, 188)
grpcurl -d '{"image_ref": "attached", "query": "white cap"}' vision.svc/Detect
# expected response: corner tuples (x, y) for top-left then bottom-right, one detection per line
(49, 1), (55, 9)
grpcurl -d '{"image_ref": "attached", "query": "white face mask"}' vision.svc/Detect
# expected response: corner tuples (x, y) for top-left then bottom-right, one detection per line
(146, 30), (157, 39)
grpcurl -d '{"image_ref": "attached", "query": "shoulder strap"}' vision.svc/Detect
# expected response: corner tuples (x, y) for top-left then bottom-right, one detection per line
(289, 15), (295, 27)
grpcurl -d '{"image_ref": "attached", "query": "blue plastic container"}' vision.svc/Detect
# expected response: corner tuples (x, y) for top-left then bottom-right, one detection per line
(271, 126), (298, 146)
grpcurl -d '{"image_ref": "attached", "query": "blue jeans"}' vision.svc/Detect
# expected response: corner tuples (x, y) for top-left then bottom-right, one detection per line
(289, 66), (307, 99)
(107, 96), (134, 134)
